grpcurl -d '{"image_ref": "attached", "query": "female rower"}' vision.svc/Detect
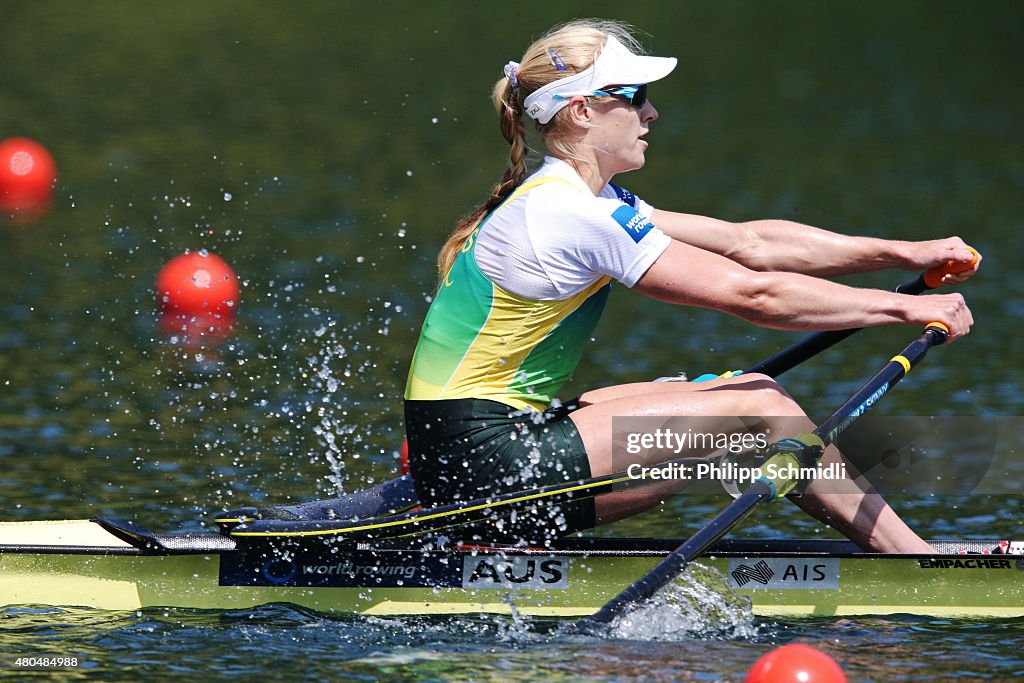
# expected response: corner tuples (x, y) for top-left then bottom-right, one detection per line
(403, 19), (978, 548)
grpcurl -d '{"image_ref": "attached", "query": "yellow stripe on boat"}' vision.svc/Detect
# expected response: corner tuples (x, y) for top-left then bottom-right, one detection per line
(0, 519), (135, 548)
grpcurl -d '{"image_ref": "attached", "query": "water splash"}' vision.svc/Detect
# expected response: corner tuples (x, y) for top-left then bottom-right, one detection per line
(299, 299), (399, 496)
(599, 562), (759, 641)
(307, 323), (354, 491)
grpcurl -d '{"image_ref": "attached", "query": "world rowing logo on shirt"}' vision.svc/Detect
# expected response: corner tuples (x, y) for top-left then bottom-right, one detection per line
(611, 205), (654, 243)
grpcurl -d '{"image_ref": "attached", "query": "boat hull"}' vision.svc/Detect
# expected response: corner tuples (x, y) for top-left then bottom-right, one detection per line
(2, 520), (1022, 618)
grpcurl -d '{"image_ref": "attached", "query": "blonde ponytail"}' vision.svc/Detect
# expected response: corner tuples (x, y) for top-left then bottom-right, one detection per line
(436, 76), (530, 282)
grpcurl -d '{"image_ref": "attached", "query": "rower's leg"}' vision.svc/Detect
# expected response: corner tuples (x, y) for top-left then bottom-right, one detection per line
(788, 447), (934, 553)
(568, 374), (932, 553)
(571, 373), (803, 479)
(570, 373), (800, 524)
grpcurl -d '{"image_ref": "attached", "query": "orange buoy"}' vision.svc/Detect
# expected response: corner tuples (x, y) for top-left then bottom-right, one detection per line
(156, 251), (239, 348)
(745, 644), (846, 683)
(0, 137), (57, 218)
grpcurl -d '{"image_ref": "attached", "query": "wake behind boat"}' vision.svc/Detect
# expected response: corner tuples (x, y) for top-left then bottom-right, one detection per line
(1, 517), (1022, 618)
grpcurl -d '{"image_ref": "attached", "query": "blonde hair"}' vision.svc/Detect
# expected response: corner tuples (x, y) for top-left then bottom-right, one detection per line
(436, 19), (645, 283)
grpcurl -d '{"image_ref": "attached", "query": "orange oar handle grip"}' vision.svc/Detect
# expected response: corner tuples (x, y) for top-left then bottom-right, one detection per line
(923, 247), (980, 289)
(924, 322), (951, 344)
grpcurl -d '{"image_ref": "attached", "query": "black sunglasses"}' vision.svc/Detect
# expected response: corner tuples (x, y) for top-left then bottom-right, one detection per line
(593, 84), (648, 109)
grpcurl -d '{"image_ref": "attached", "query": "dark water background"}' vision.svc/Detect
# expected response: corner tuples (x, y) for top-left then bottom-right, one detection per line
(2, 1), (1023, 680)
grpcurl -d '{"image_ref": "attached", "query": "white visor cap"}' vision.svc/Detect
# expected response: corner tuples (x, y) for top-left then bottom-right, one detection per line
(523, 35), (677, 124)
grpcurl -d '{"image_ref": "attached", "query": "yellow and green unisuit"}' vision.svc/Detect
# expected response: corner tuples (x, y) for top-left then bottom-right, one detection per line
(403, 158), (670, 542)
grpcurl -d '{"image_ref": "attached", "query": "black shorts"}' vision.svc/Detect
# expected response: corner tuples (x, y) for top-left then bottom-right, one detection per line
(404, 398), (595, 544)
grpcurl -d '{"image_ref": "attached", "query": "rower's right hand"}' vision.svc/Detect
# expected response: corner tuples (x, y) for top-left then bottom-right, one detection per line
(911, 293), (974, 341)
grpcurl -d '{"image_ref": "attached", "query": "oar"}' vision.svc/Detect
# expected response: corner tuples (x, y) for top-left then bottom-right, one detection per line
(576, 322), (952, 630)
(748, 248), (978, 377)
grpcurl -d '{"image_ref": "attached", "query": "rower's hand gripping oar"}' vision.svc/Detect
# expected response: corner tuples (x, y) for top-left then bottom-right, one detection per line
(576, 322), (953, 631)
(748, 247), (978, 378)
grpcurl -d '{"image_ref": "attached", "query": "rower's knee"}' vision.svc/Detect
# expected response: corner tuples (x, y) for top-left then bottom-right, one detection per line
(731, 373), (804, 415)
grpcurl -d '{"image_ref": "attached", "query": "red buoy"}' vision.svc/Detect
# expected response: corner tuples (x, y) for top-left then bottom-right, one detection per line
(0, 137), (57, 218)
(745, 644), (846, 683)
(156, 251), (239, 348)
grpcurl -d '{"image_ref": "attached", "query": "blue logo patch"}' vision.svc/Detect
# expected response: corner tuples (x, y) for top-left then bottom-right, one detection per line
(610, 183), (637, 208)
(611, 205), (654, 243)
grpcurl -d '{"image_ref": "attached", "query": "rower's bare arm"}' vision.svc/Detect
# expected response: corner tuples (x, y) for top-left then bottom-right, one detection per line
(649, 209), (980, 280)
(632, 240), (974, 339)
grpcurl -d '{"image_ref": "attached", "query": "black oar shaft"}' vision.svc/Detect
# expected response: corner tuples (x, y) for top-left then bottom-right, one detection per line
(814, 326), (946, 443)
(747, 328), (859, 378)
(577, 325), (948, 629)
(582, 484), (772, 625)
